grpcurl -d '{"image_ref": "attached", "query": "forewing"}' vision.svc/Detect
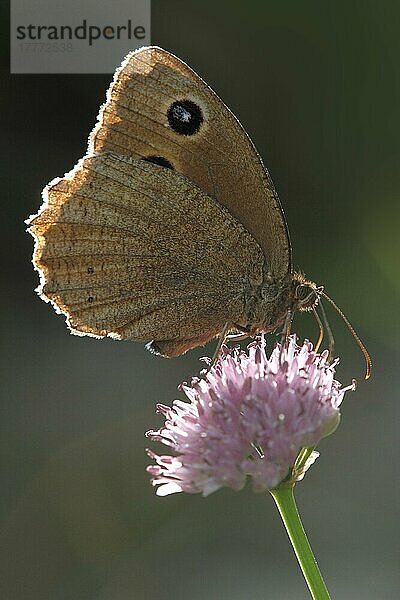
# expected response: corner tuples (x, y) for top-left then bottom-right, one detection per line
(89, 46), (291, 278)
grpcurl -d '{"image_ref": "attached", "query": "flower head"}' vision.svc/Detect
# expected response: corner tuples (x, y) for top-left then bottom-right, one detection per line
(146, 336), (355, 496)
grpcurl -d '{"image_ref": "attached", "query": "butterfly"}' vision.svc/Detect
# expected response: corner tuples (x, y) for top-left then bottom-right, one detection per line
(27, 46), (371, 377)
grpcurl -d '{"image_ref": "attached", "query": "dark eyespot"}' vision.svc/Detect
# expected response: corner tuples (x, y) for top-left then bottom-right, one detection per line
(167, 100), (203, 135)
(87, 266), (94, 274)
(87, 296), (94, 303)
(143, 156), (174, 169)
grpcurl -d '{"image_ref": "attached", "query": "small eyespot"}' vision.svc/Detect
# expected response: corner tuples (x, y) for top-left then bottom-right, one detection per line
(143, 156), (174, 169)
(87, 296), (94, 303)
(167, 100), (203, 135)
(87, 267), (94, 274)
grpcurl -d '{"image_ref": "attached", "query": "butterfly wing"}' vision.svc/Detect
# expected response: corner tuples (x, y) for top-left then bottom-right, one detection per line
(28, 152), (265, 356)
(89, 46), (291, 279)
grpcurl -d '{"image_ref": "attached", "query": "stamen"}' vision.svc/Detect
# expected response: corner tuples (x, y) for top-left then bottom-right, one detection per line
(279, 309), (293, 365)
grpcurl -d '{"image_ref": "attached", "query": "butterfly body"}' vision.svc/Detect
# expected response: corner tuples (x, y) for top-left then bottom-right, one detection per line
(27, 46), (320, 357)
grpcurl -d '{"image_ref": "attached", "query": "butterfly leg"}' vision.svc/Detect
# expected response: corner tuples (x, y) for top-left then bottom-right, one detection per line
(211, 324), (253, 364)
(211, 323), (231, 363)
(312, 307), (324, 353)
(318, 301), (335, 360)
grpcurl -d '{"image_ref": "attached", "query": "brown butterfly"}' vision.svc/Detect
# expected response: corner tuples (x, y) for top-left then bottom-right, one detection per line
(27, 46), (371, 377)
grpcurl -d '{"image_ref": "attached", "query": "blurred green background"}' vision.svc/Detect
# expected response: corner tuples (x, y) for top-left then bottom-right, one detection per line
(1, 1), (399, 598)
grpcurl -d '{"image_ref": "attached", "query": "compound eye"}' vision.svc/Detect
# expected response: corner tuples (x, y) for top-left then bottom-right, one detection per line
(296, 284), (310, 301)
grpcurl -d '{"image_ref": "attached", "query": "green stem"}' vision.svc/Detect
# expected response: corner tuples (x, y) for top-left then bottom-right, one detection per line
(270, 485), (331, 600)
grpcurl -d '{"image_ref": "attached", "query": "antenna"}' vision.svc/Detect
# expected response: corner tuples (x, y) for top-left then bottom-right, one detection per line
(320, 290), (372, 380)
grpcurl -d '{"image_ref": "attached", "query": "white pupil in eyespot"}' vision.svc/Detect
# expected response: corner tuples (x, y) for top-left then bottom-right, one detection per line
(173, 105), (192, 123)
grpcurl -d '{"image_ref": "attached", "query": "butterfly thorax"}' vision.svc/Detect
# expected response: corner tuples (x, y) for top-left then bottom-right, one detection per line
(244, 271), (321, 335)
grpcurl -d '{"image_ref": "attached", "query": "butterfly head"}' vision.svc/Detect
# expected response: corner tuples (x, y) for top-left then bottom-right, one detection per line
(289, 272), (372, 379)
(292, 273), (323, 313)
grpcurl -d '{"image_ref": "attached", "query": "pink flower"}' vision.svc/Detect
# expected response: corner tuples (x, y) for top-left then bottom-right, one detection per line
(146, 336), (355, 496)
